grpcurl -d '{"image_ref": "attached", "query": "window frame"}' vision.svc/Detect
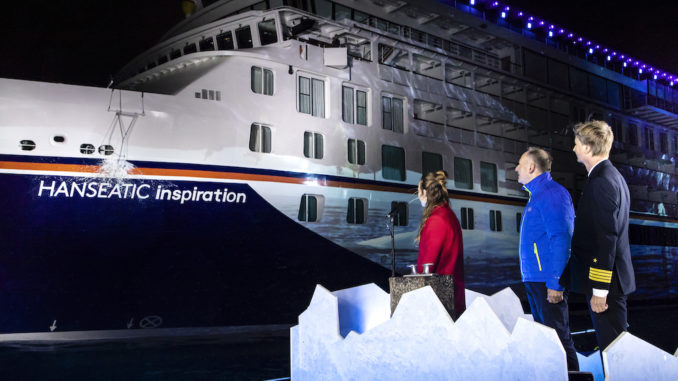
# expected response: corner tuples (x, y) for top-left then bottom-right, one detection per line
(251, 66), (274, 95)
(381, 144), (406, 181)
(249, 123), (272, 153)
(382, 95), (405, 133)
(303, 131), (324, 159)
(348, 138), (366, 165)
(298, 74), (326, 118)
(347, 197), (368, 224)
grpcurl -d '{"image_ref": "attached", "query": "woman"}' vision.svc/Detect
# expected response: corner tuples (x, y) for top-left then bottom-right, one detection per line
(416, 170), (466, 317)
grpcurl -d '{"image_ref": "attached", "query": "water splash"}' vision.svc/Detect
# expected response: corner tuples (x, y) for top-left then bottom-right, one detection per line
(96, 157), (136, 181)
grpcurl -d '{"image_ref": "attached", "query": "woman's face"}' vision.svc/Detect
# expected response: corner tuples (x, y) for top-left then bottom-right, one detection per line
(418, 181), (427, 206)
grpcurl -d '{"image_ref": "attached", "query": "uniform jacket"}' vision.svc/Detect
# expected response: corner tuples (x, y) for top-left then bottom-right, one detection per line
(519, 172), (574, 291)
(417, 203), (465, 313)
(560, 160), (636, 295)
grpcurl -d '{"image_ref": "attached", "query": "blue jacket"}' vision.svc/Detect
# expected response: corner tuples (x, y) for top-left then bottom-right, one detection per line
(519, 172), (574, 290)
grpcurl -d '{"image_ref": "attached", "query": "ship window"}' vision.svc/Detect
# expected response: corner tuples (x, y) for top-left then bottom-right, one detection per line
(378, 44), (409, 71)
(52, 135), (65, 143)
(170, 49), (181, 59)
(195, 92), (201, 98)
(348, 139), (366, 165)
(199, 38), (215, 51)
(414, 99), (444, 125)
(445, 65), (473, 89)
(422, 152), (443, 175)
(382, 96), (404, 133)
(333, 3), (352, 21)
(235, 26), (253, 49)
(303, 131), (324, 159)
(20, 140), (36, 151)
(342, 86), (354, 124)
(251, 66), (274, 95)
(454, 157), (473, 190)
(347, 41), (372, 61)
(298, 194), (319, 222)
(298, 76), (325, 117)
(183, 43), (197, 55)
(390, 201), (408, 226)
(382, 145), (406, 181)
(480, 161), (498, 193)
(216, 31), (234, 50)
(347, 198), (367, 224)
(249, 123), (271, 153)
(342, 86), (368, 125)
(258, 19), (278, 45)
(660, 132), (669, 154)
(460, 207), (474, 230)
(645, 128), (656, 151)
(628, 124), (639, 146)
(80, 143), (95, 154)
(98, 145), (114, 156)
(516, 213), (522, 233)
(490, 210), (503, 232)
(158, 55), (168, 65)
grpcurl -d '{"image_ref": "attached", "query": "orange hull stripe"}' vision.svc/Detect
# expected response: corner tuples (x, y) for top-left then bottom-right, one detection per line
(0, 160), (527, 205)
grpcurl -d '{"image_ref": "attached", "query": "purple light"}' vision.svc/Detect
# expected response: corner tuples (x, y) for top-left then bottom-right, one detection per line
(620, 55), (625, 59)
(528, 16), (534, 21)
(549, 25), (554, 29)
(518, 12), (523, 16)
(612, 52), (617, 56)
(504, 6), (510, 11)
(567, 33), (574, 38)
(603, 48), (608, 53)
(577, 37), (583, 42)
(586, 41), (592, 46)
(559, 29), (565, 33)
(539, 21), (544, 26)
(634, 61), (639, 65)
(627, 58), (633, 62)
(492, 1), (499, 7)
(642, 64), (646, 68)
(595, 45), (600, 49)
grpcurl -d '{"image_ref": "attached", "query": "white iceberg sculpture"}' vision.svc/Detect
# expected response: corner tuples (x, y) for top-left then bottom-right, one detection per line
(604, 332), (678, 380)
(291, 283), (567, 380)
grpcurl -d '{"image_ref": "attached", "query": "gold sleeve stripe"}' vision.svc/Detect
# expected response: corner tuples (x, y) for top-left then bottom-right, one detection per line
(590, 267), (613, 277)
(589, 268), (612, 283)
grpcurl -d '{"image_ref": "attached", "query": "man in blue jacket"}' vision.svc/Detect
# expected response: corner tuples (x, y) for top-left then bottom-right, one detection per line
(515, 147), (578, 371)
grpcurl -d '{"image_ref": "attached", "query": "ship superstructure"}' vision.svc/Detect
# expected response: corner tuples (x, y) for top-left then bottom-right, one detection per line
(1, 0), (677, 334)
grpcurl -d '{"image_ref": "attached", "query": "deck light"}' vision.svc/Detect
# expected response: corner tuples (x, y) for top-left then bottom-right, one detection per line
(501, 12), (506, 18)
(559, 29), (565, 34)
(492, 1), (499, 7)
(567, 33), (574, 38)
(518, 12), (523, 17)
(539, 21), (544, 26)
(623, 62), (627, 67)
(607, 55), (611, 61)
(671, 82), (674, 87)
(527, 22), (532, 29)
(639, 69), (643, 74)
(620, 55), (625, 59)
(470, 0), (475, 5)
(549, 31), (553, 37)
(589, 48), (594, 54)
(577, 37), (583, 42)
(654, 75), (658, 80)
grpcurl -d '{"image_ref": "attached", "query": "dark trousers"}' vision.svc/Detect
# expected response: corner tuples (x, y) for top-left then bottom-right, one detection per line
(524, 282), (579, 371)
(586, 293), (628, 351)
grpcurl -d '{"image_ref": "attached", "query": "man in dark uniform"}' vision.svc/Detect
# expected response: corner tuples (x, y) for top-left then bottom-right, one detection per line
(561, 120), (636, 351)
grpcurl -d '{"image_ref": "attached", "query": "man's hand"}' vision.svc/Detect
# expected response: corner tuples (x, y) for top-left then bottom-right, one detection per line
(547, 289), (564, 304)
(590, 295), (608, 313)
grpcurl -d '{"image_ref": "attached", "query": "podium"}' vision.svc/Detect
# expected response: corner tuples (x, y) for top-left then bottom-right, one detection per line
(389, 275), (457, 319)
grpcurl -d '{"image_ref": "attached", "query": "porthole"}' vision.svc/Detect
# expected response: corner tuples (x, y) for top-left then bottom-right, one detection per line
(53, 135), (66, 143)
(20, 140), (36, 151)
(98, 145), (114, 156)
(80, 144), (95, 154)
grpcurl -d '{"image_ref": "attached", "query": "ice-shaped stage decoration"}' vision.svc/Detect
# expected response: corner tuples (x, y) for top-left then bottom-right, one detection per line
(291, 283), (678, 380)
(291, 283), (568, 380)
(603, 332), (678, 380)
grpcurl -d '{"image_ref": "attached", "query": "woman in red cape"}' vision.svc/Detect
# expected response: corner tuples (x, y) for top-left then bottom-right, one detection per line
(416, 171), (466, 317)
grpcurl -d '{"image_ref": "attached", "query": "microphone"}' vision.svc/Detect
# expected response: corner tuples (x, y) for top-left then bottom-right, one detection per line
(387, 204), (401, 218)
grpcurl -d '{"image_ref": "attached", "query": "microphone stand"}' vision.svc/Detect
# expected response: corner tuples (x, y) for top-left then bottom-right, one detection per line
(386, 205), (400, 277)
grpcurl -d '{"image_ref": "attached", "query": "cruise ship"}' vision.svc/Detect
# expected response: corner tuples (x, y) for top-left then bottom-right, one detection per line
(1, 0), (677, 334)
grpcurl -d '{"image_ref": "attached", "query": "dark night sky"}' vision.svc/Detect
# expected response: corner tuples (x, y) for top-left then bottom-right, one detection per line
(2, 0), (677, 87)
